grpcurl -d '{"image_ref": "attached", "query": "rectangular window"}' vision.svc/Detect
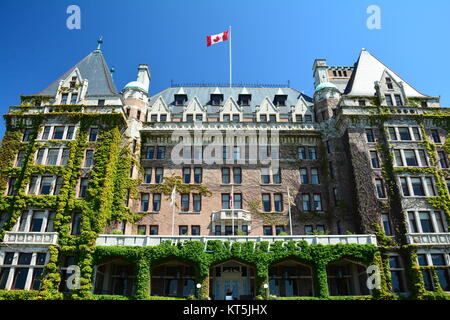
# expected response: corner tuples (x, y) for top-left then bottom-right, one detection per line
(261, 168), (271, 184)
(232, 114), (240, 122)
(181, 194), (190, 212)
(222, 194), (230, 209)
(30, 211), (45, 232)
(269, 115), (277, 122)
(400, 177), (410, 196)
(84, 150), (94, 167)
(144, 168), (152, 184)
(262, 194), (271, 212)
(234, 193), (242, 210)
(75, 178), (88, 198)
(431, 130), (441, 143)
(388, 127), (397, 141)
(222, 168), (230, 184)
(155, 168), (163, 183)
(193, 168), (202, 184)
(274, 194), (283, 212)
(263, 226), (273, 236)
(7, 177), (17, 196)
(153, 193), (161, 211)
(233, 168), (242, 184)
(329, 161), (335, 179)
(150, 225), (158, 235)
(300, 168), (308, 184)
(40, 176), (53, 195)
(183, 167), (191, 184)
(66, 126), (75, 140)
(196, 114), (203, 122)
(394, 94), (402, 106)
(215, 225), (221, 236)
(275, 225), (285, 235)
(88, 128), (98, 142)
(272, 169), (281, 184)
(15, 151), (26, 167)
(241, 225), (248, 235)
(304, 115), (312, 122)
(60, 148), (70, 166)
(408, 212), (418, 233)
(418, 150), (428, 167)
(308, 147), (317, 160)
(438, 151), (448, 169)
(145, 147), (155, 159)
(156, 147), (165, 159)
(404, 150), (418, 166)
(375, 179), (386, 198)
(52, 126), (65, 140)
(179, 226), (188, 235)
(295, 114), (303, 122)
(411, 178), (425, 196)
(304, 225), (313, 235)
(61, 94), (68, 104)
(36, 149), (45, 165)
(394, 150), (403, 166)
(434, 211), (446, 233)
(222, 114), (230, 122)
(382, 214), (392, 236)
(160, 114), (167, 122)
(298, 147), (306, 160)
(386, 78), (393, 90)
(137, 225), (146, 235)
(419, 212), (434, 233)
(23, 129), (34, 142)
(233, 147), (240, 160)
(54, 177), (63, 195)
(71, 212), (81, 235)
(313, 194), (322, 211)
(191, 225), (200, 236)
(425, 177), (436, 196)
(260, 115), (267, 122)
(385, 95), (393, 106)
(366, 129), (375, 143)
(41, 127), (51, 140)
(370, 151), (380, 168)
(302, 194), (311, 211)
(141, 193), (149, 211)
(193, 194), (201, 212)
(412, 127), (421, 141)
(311, 168), (319, 184)
(398, 127), (411, 141)
(46, 149), (59, 165)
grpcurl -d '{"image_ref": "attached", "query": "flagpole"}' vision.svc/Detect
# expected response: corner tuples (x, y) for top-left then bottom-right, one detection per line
(229, 25), (232, 88)
(287, 186), (293, 236)
(171, 186), (176, 236)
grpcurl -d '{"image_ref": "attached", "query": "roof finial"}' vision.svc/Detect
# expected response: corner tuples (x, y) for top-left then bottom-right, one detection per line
(96, 36), (103, 51)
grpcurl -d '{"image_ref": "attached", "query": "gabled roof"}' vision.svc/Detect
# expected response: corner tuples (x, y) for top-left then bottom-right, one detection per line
(35, 49), (118, 97)
(344, 49), (427, 97)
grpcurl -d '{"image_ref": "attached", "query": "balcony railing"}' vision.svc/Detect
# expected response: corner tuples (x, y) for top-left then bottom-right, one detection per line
(96, 234), (377, 247)
(2, 232), (58, 245)
(211, 209), (252, 222)
(406, 233), (450, 246)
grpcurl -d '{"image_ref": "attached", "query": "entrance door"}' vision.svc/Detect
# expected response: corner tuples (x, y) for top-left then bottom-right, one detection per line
(212, 262), (253, 300)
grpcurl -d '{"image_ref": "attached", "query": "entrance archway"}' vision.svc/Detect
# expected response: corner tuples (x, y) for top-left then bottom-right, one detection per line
(210, 260), (255, 300)
(93, 258), (136, 296)
(269, 259), (314, 297)
(151, 259), (196, 298)
(327, 258), (369, 296)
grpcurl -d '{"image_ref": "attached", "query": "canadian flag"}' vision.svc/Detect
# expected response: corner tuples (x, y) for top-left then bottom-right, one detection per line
(207, 30), (229, 47)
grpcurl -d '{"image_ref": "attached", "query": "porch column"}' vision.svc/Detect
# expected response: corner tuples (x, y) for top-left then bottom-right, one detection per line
(314, 262), (329, 298)
(135, 258), (151, 300)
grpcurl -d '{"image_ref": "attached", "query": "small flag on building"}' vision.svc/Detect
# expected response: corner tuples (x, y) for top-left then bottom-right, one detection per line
(170, 186), (176, 207)
(206, 30), (229, 47)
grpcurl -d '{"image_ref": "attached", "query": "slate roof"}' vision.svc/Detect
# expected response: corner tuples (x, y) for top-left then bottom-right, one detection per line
(35, 49), (119, 97)
(148, 87), (313, 117)
(344, 49), (427, 97)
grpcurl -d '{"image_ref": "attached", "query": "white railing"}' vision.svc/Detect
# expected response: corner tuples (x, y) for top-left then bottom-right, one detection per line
(211, 209), (252, 222)
(142, 122), (321, 132)
(2, 232), (58, 245)
(96, 234), (377, 247)
(406, 233), (450, 246)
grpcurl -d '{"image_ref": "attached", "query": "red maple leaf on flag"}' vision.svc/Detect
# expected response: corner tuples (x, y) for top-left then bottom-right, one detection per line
(214, 36), (221, 42)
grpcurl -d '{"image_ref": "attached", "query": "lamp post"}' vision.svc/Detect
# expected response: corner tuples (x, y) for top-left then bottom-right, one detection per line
(196, 283), (202, 300)
(263, 283), (269, 299)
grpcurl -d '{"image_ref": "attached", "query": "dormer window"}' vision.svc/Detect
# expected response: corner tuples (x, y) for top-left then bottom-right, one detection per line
(175, 94), (187, 106)
(295, 114), (303, 122)
(386, 77), (393, 90)
(151, 115), (157, 122)
(70, 77), (77, 88)
(160, 114), (167, 122)
(71, 93), (78, 104)
(186, 114), (194, 122)
(260, 115), (267, 122)
(61, 94), (68, 104)
(273, 95), (287, 107)
(238, 94), (251, 106)
(195, 114), (203, 122)
(211, 94), (223, 106)
(98, 99), (105, 106)
(232, 114), (240, 122)
(223, 115), (230, 122)
(269, 115), (276, 122)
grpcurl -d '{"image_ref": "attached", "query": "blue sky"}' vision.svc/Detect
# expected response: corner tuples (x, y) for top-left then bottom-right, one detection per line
(0, 0), (449, 136)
